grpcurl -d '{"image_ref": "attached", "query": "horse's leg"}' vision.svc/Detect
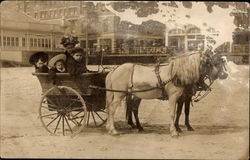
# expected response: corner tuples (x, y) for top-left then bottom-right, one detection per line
(128, 111), (136, 129)
(175, 98), (184, 133)
(126, 96), (136, 129)
(107, 93), (125, 135)
(133, 98), (144, 132)
(185, 97), (194, 131)
(168, 96), (180, 137)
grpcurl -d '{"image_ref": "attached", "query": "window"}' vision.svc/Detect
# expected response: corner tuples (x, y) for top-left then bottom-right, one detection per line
(30, 38), (34, 47)
(187, 28), (200, 34)
(15, 37), (19, 47)
(41, 39), (45, 47)
(187, 35), (195, 39)
(22, 37), (26, 47)
(48, 39), (51, 48)
(34, 38), (37, 47)
(45, 11), (48, 19)
(11, 37), (15, 46)
(45, 39), (48, 48)
(40, 11), (43, 18)
(7, 37), (10, 46)
(34, 12), (38, 19)
(38, 39), (41, 47)
(50, 10), (53, 18)
(59, 9), (63, 17)
(74, 8), (77, 15)
(3, 36), (6, 46)
(64, 8), (67, 16)
(54, 10), (57, 18)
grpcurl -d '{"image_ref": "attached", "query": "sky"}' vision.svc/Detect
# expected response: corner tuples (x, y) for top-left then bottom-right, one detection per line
(100, 1), (237, 50)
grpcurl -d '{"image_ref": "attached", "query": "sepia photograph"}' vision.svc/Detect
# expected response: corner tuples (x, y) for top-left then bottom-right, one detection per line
(0, 1), (249, 159)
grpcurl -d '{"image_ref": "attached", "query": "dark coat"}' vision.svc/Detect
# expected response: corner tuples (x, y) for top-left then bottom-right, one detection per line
(66, 56), (87, 75)
(35, 66), (49, 73)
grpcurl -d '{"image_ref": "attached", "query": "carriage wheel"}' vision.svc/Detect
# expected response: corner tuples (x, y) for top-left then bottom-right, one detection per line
(39, 86), (87, 136)
(86, 107), (107, 127)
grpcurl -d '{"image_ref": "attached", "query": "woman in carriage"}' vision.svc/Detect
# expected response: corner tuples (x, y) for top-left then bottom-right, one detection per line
(29, 52), (49, 73)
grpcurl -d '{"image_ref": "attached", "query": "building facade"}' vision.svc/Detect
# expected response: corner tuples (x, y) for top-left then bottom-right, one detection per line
(15, 1), (168, 55)
(0, 2), (64, 64)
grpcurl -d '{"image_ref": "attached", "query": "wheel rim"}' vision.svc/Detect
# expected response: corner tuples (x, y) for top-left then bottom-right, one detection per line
(39, 86), (87, 136)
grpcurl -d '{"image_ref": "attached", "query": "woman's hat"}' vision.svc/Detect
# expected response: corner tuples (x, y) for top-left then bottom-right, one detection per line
(29, 52), (48, 65)
(60, 35), (79, 48)
(48, 54), (67, 68)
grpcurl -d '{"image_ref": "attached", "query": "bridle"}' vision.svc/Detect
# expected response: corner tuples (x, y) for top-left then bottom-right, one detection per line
(192, 53), (226, 102)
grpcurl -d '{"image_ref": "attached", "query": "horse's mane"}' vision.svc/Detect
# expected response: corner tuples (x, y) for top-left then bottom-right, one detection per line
(170, 52), (201, 85)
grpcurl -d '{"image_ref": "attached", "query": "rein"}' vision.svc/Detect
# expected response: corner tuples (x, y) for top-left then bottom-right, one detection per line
(191, 76), (214, 102)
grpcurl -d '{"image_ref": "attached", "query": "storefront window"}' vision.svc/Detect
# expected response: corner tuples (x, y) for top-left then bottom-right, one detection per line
(34, 38), (37, 47)
(30, 38), (34, 47)
(15, 37), (19, 47)
(11, 37), (15, 46)
(7, 37), (10, 46)
(22, 38), (26, 47)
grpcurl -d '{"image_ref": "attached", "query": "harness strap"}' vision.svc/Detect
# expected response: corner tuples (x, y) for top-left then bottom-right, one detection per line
(155, 63), (168, 100)
(128, 64), (136, 93)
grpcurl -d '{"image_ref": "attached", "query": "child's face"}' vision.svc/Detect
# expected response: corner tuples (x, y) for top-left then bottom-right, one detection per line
(72, 52), (83, 62)
(55, 60), (65, 72)
(35, 59), (47, 68)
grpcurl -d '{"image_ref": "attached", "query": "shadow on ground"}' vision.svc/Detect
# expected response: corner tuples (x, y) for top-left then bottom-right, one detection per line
(78, 121), (248, 136)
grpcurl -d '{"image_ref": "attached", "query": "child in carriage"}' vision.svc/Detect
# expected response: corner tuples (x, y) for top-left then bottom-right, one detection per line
(48, 54), (67, 73)
(66, 47), (89, 75)
(29, 52), (49, 73)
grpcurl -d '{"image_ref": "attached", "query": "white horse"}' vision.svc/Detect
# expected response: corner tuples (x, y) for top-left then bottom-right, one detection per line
(105, 51), (228, 137)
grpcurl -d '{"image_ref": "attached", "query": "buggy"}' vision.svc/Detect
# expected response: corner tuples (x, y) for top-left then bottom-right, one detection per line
(33, 72), (108, 136)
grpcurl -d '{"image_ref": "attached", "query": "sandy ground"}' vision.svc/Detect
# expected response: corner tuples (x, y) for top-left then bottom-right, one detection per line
(0, 63), (249, 159)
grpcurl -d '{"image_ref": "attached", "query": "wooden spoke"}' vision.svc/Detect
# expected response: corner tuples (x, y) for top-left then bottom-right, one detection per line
(79, 115), (85, 125)
(41, 113), (58, 118)
(87, 111), (90, 126)
(94, 111), (105, 122)
(65, 99), (77, 109)
(64, 116), (73, 133)
(46, 115), (60, 127)
(62, 115), (65, 136)
(54, 115), (62, 133)
(71, 107), (84, 111)
(91, 111), (97, 126)
(71, 111), (83, 119)
(41, 105), (57, 111)
(46, 97), (58, 108)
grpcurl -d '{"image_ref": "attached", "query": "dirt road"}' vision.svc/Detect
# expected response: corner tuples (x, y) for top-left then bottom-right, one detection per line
(0, 64), (249, 159)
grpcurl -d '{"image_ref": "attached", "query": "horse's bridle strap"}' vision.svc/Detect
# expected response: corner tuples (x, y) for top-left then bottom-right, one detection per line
(155, 63), (168, 100)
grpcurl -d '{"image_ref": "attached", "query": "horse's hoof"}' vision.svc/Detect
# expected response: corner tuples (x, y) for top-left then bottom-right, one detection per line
(176, 127), (183, 133)
(129, 124), (136, 129)
(171, 131), (179, 137)
(187, 126), (194, 131)
(109, 129), (120, 136)
(138, 128), (144, 132)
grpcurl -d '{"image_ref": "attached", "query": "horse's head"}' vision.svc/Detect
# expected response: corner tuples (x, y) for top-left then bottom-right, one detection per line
(200, 50), (228, 83)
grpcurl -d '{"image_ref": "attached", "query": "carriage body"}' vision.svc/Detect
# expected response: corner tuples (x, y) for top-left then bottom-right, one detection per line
(34, 72), (107, 110)
(33, 72), (108, 136)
